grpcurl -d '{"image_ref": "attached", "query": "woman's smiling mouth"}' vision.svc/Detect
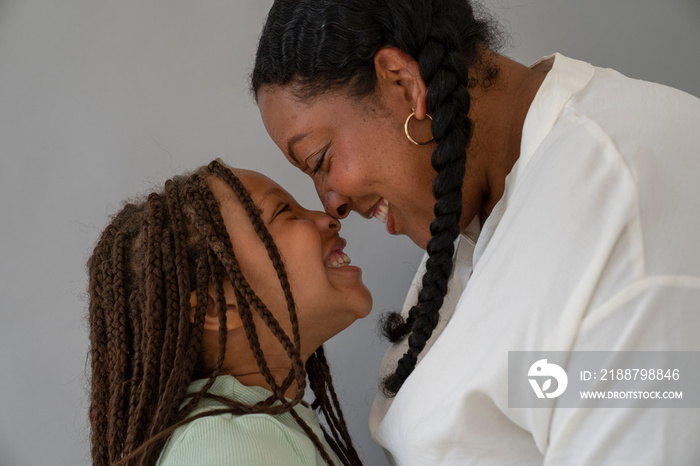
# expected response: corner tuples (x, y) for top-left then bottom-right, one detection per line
(373, 198), (389, 223)
(370, 198), (397, 235)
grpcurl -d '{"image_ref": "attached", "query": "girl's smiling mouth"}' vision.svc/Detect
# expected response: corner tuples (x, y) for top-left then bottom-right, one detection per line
(324, 238), (352, 267)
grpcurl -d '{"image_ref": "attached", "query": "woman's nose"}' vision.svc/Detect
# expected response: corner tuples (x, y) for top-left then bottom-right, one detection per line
(313, 174), (351, 218)
(318, 188), (351, 219)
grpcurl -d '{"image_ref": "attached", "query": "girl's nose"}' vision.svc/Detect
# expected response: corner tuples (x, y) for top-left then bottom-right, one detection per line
(308, 209), (341, 232)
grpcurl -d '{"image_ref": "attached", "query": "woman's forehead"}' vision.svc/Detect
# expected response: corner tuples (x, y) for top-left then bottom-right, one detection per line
(258, 84), (351, 125)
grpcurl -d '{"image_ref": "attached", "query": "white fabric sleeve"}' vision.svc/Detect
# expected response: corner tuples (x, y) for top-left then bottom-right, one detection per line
(546, 279), (700, 465)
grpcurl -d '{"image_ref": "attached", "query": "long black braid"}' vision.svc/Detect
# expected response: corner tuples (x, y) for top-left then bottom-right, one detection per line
(252, 0), (497, 396)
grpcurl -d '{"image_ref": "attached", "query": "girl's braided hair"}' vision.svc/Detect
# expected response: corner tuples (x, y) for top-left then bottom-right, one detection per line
(252, 0), (498, 396)
(87, 160), (361, 465)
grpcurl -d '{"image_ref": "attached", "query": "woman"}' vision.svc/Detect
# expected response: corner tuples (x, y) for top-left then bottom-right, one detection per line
(251, 0), (700, 464)
(87, 160), (370, 465)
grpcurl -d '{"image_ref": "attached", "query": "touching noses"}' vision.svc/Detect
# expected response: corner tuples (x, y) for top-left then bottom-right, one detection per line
(309, 209), (341, 234)
(314, 178), (351, 219)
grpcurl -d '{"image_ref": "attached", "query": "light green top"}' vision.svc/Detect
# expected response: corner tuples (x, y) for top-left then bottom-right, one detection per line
(157, 375), (340, 466)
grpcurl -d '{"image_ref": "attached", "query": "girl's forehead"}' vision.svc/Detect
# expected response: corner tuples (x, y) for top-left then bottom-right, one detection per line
(208, 168), (274, 196)
(208, 170), (291, 219)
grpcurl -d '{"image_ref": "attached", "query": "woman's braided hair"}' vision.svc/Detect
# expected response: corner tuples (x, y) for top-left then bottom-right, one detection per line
(252, 0), (497, 396)
(87, 160), (361, 465)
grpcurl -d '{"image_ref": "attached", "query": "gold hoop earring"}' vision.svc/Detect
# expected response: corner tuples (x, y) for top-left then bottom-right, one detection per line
(404, 110), (434, 145)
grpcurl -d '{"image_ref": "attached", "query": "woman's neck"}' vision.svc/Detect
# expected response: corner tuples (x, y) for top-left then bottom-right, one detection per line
(461, 52), (548, 229)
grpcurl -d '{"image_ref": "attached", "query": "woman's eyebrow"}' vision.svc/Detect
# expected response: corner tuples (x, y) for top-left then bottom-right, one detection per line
(287, 132), (311, 166)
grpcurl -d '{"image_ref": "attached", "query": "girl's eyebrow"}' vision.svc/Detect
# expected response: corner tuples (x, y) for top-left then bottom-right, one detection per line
(218, 186), (282, 216)
(257, 187), (287, 211)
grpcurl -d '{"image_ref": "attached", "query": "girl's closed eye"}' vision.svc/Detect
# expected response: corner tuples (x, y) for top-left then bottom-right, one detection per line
(273, 202), (292, 219)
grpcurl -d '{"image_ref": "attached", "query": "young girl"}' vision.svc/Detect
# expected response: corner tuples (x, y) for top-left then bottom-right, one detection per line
(87, 159), (371, 465)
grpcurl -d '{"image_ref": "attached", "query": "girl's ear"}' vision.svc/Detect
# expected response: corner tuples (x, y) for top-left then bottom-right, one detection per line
(189, 290), (243, 332)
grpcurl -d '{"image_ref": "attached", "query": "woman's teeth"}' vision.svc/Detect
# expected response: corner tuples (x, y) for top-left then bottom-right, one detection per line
(374, 199), (389, 223)
(326, 251), (351, 268)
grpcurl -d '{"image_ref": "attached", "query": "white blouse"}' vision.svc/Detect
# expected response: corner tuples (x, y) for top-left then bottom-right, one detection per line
(369, 54), (700, 465)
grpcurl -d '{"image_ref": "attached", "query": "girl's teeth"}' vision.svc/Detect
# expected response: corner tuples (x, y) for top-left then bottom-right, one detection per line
(374, 199), (389, 223)
(327, 252), (351, 268)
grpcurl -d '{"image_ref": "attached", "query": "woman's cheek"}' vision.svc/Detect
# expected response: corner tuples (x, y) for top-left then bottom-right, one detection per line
(328, 165), (364, 198)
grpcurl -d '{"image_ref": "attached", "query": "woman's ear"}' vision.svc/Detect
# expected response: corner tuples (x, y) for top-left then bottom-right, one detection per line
(373, 47), (428, 119)
(189, 290), (243, 332)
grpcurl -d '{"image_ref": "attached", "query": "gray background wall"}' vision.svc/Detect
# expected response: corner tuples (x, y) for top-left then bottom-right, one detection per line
(0, 1), (697, 465)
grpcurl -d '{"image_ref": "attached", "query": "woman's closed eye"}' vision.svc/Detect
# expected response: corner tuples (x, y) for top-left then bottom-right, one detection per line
(311, 144), (331, 176)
